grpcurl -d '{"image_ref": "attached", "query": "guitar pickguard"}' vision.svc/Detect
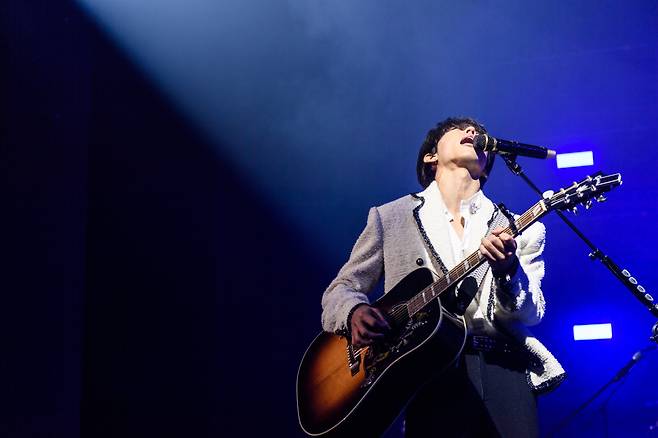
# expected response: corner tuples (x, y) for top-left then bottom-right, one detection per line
(361, 307), (438, 389)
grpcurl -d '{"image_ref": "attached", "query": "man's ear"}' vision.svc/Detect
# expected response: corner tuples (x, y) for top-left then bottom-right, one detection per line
(423, 152), (438, 164)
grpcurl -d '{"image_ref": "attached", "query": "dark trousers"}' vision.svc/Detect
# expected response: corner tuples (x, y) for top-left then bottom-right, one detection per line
(404, 352), (538, 438)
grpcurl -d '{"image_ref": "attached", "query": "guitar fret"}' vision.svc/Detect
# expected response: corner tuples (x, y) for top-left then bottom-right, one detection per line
(517, 215), (529, 230)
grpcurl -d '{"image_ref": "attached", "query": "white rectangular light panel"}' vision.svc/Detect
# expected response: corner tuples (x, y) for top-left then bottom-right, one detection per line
(573, 323), (612, 341)
(557, 151), (594, 169)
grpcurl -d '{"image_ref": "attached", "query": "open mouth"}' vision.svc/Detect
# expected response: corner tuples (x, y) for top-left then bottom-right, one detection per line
(460, 136), (474, 145)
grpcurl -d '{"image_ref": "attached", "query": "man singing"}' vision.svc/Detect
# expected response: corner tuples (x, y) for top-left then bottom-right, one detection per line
(320, 117), (564, 437)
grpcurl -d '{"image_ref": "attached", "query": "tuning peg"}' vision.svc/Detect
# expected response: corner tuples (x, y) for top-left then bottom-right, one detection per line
(584, 200), (593, 210)
(570, 206), (579, 215)
(596, 194), (607, 202)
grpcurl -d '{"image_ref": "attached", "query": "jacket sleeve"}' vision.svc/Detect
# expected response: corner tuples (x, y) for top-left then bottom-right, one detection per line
(321, 207), (385, 333)
(493, 221), (546, 326)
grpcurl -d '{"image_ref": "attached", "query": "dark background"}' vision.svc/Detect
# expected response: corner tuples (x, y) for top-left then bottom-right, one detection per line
(2, 1), (657, 437)
(3, 1), (324, 436)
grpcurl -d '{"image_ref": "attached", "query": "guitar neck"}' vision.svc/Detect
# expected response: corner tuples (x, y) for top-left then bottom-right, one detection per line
(406, 199), (549, 317)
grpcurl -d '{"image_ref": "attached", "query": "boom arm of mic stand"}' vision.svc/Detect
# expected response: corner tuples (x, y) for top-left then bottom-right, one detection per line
(502, 155), (658, 320)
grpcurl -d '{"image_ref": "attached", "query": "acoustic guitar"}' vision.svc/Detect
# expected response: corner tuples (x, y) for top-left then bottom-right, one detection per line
(297, 172), (622, 437)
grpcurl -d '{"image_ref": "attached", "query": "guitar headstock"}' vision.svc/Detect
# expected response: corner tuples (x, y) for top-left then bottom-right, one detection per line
(544, 172), (622, 213)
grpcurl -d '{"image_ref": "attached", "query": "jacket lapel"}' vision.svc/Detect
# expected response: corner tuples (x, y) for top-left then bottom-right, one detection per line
(410, 183), (454, 274)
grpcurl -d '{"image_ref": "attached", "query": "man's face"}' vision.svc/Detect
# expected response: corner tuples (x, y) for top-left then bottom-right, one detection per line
(433, 124), (488, 176)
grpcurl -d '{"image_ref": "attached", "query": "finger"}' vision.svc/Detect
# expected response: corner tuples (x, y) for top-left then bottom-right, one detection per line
(352, 332), (366, 347)
(491, 226), (505, 235)
(362, 314), (388, 332)
(482, 239), (506, 260)
(499, 237), (517, 254)
(499, 233), (517, 248)
(499, 235), (516, 248)
(361, 307), (387, 324)
(358, 327), (385, 342)
(353, 337), (370, 348)
(483, 237), (506, 258)
(352, 328), (368, 347)
(488, 236), (506, 253)
(363, 328), (385, 339)
(504, 242), (517, 256)
(371, 308), (392, 329)
(479, 244), (494, 262)
(353, 307), (386, 332)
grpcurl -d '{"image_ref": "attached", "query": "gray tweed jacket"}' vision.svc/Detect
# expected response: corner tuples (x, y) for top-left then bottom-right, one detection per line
(321, 182), (566, 393)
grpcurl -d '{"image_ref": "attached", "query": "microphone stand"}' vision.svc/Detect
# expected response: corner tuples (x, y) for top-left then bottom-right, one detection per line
(546, 345), (657, 437)
(501, 154), (658, 320)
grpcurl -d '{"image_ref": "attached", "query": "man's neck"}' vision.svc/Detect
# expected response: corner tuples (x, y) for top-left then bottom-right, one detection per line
(435, 168), (481, 218)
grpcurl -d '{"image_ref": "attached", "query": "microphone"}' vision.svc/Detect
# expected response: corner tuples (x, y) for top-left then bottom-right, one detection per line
(473, 134), (557, 159)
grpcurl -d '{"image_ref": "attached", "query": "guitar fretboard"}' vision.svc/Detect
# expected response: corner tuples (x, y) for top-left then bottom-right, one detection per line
(405, 200), (548, 316)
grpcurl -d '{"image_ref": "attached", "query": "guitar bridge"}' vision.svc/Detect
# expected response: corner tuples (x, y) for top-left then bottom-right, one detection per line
(346, 343), (361, 376)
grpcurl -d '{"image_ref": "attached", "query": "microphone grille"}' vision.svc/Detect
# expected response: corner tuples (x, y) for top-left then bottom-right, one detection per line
(473, 134), (489, 151)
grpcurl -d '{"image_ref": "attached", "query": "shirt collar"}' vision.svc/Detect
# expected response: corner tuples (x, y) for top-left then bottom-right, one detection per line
(418, 181), (484, 221)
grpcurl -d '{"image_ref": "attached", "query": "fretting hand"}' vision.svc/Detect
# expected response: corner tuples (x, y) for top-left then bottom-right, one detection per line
(479, 227), (518, 276)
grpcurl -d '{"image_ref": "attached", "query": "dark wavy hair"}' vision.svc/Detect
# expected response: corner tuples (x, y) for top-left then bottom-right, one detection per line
(416, 117), (495, 188)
